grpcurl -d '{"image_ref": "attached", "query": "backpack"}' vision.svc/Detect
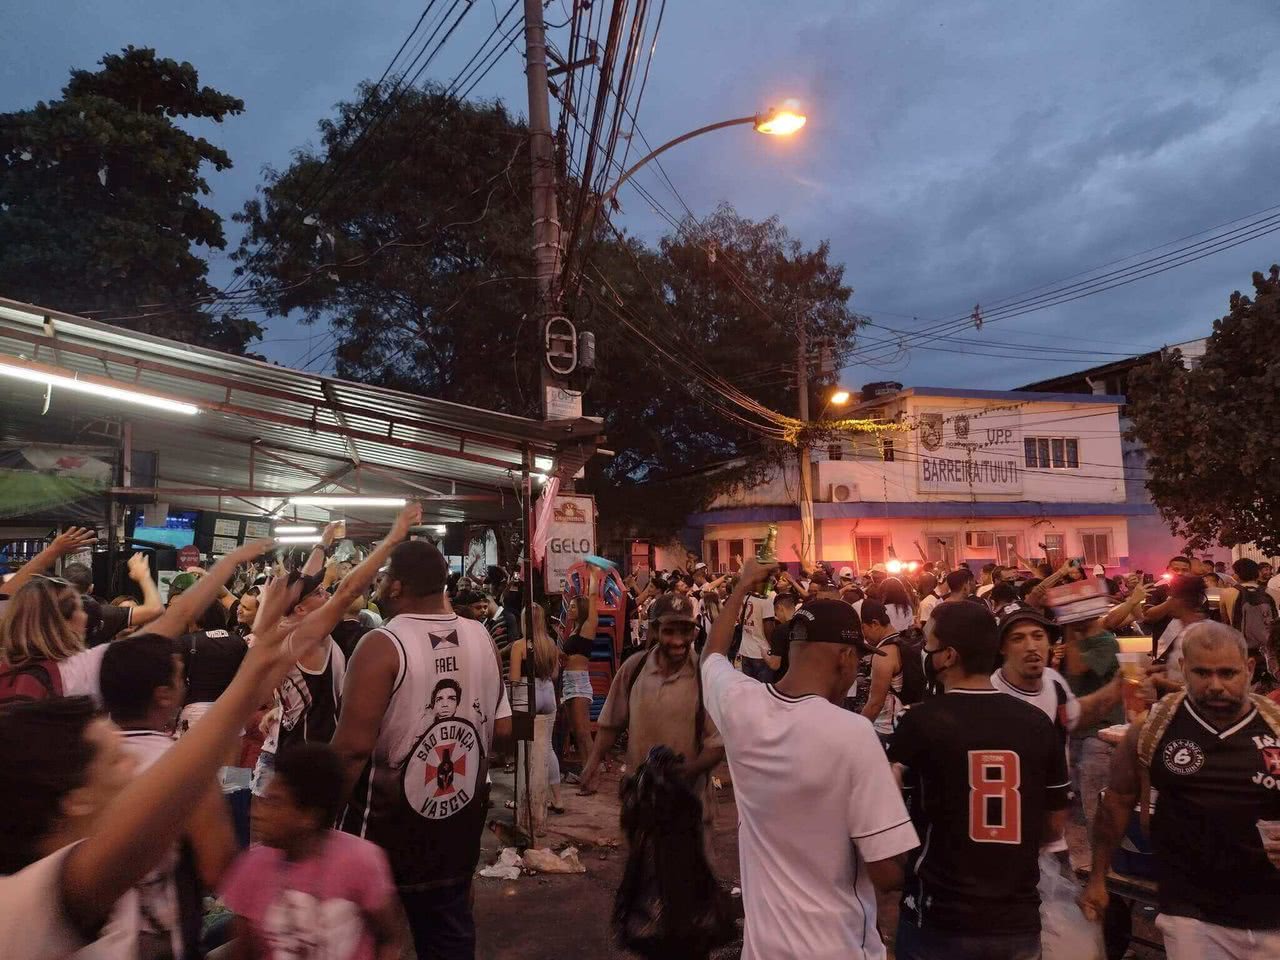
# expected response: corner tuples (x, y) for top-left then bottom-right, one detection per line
(1231, 586), (1277, 658)
(893, 629), (928, 706)
(1136, 690), (1280, 834)
(0, 658), (64, 705)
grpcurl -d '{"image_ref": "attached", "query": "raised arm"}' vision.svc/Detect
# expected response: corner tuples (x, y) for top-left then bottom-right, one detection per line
(145, 541), (275, 639)
(1103, 581), (1145, 630)
(288, 506), (420, 652)
(706, 558), (771, 660)
(125, 552), (165, 627)
(60, 573), (319, 940)
(298, 520), (343, 580)
(581, 570), (601, 640)
(3, 527), (97, 595)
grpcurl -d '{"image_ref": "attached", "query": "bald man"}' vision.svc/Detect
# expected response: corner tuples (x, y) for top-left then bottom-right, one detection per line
(1082, 622), (1280, 959)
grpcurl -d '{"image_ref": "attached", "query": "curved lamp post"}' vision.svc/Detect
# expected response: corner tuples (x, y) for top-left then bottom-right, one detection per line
(598, 106), (807, 207)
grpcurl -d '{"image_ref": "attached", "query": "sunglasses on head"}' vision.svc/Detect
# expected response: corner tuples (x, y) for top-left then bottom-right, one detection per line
(33, 575), (74, 589)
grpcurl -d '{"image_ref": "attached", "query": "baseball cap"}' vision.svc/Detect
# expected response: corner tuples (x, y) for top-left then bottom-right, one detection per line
(693, 561), (708, 572)
(838, 566), (855, 581)
(996, 604), (1060, 641)
(166, 572), (199, 599)
(870, 562), (888, 574)
(648, 593), (698, 624)
(788, 599), (883, 655)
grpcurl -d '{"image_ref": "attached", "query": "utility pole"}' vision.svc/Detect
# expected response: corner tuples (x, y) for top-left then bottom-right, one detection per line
(796, 318), (816, 569)
(523, 0), (577, 421)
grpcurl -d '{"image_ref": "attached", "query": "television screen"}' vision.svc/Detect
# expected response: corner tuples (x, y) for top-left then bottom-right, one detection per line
(130, 510), (198, 549)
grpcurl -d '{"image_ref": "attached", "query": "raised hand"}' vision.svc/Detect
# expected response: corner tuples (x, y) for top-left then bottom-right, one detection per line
(52, 526), (97, 555)
(738, 556), (773, 591)
(388, 502), (422, 543)
(126, 552), (152, 583)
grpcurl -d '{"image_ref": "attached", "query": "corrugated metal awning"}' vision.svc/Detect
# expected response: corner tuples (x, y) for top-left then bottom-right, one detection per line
(0, 296), (603, 527)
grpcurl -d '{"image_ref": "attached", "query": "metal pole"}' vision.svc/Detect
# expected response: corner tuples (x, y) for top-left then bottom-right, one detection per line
(796, 317), (816, 569)
(599, 116), (757, 207)
(524, 0), (566, 419)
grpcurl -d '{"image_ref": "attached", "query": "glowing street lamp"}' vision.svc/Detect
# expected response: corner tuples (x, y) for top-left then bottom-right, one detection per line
(599, 102), (808, 206)
(753, 107), (807, 136)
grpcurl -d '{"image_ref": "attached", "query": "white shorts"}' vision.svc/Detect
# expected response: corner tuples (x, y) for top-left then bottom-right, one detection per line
(1156, 913), (1280, 960)
(561, 669), (593, 702)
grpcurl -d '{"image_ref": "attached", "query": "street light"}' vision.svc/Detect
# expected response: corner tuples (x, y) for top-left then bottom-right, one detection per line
(753, 107), (807, 136)
(819, 387), (852, 419)
(599, 103), (808, 206)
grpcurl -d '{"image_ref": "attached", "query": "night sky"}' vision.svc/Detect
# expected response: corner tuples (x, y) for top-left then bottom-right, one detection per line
(5, 0), (1278, 391)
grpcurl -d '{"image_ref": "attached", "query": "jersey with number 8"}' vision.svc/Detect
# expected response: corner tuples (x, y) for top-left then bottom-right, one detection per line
(888, 690), (1070, 936)
(969, 750), (1022, 844)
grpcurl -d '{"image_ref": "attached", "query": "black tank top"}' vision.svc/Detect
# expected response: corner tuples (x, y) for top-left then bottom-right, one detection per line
(1149, 699), (1280, 929)
(275, 641), (345, 752)
(562, 632), (593, 658)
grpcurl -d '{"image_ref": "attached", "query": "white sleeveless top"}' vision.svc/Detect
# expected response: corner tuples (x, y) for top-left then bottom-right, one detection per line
(338, 613), (510, 890)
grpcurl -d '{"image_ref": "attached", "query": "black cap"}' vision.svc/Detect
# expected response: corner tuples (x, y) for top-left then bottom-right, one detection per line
(648, 593), (698, 624)
(996, 604), (1059, 641)
(789, 599), (883, 655)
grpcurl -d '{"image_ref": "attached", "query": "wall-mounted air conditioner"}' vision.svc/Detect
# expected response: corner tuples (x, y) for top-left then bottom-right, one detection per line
(830, 483), (857, 503)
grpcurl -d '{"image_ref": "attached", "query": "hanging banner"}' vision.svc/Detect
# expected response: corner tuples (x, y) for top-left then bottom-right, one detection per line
(915, 407), (1023, 494)
(543, 494), (596, 594)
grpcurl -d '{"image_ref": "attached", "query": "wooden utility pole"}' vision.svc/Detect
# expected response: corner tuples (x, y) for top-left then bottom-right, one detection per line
(796, 318), (816, 568)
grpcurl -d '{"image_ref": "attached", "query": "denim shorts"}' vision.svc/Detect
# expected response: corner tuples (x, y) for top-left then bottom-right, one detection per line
(561, 669), (593, 702)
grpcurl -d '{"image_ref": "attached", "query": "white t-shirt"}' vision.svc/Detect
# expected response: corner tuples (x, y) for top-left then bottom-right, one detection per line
(0, 843), (137, 960)
(990, 666), (1080, 854)
(702, 654), (918, 960)
(119, 731), (184, 960)
(1266, 574), (1280, 613)
(886, 604), (914, 634)
(738, 594), (775, 660)
(1157, 618), (1193, 684)
(59, 645), (109, 704)
(918, 593), (941, 624)
(990, 666), (1081, 731)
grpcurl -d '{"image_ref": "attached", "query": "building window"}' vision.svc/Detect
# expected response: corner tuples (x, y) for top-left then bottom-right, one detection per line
(854, 535), (887, 570)
(705, 541), (720, 573)
(995, 534), (1020, 567)
(1081, 531), (1113, 568)
(727, 541), (745, 571)
(1025, 436), (1080, 469)
(828, 443), (844, 461)
(881, 438), (895, 462)
(927, 535), (958, 568)
(1042, 533), (1065, 567)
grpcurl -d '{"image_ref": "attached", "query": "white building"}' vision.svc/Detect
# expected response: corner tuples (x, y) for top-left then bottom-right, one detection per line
(689, 386), (1150, 575)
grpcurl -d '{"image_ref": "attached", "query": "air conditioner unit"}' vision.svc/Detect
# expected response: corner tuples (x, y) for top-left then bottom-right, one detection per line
(830, 483), (857, 504)
(965, 530), (995, 549)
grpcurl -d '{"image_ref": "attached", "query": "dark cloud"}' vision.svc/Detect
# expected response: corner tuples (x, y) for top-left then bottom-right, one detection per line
(3, 0), (1277, 389)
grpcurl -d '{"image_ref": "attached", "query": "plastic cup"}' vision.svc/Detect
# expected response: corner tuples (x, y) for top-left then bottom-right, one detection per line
(1117, 651), (1150, 682)
(1118, 652), (1151, 719)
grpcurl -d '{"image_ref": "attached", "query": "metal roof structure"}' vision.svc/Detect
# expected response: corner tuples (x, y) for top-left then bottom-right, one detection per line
(0, 296), (603, 530)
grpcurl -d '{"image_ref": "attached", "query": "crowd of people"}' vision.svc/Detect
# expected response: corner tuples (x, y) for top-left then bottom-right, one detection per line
(1, 517), (1279, 959)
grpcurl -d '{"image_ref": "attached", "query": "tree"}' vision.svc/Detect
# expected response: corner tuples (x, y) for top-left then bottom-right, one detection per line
(235, 85), (864, 539)
(234, 83), (538, 402)
(1127, 265), (1280, 553)
(0, 47), (258, 352)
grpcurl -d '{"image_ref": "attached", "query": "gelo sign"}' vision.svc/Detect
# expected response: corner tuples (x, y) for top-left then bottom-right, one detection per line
(544, 495), (596, 592)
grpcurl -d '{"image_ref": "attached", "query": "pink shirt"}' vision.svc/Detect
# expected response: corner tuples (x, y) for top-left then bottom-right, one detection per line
(220, 831), (394, 960)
